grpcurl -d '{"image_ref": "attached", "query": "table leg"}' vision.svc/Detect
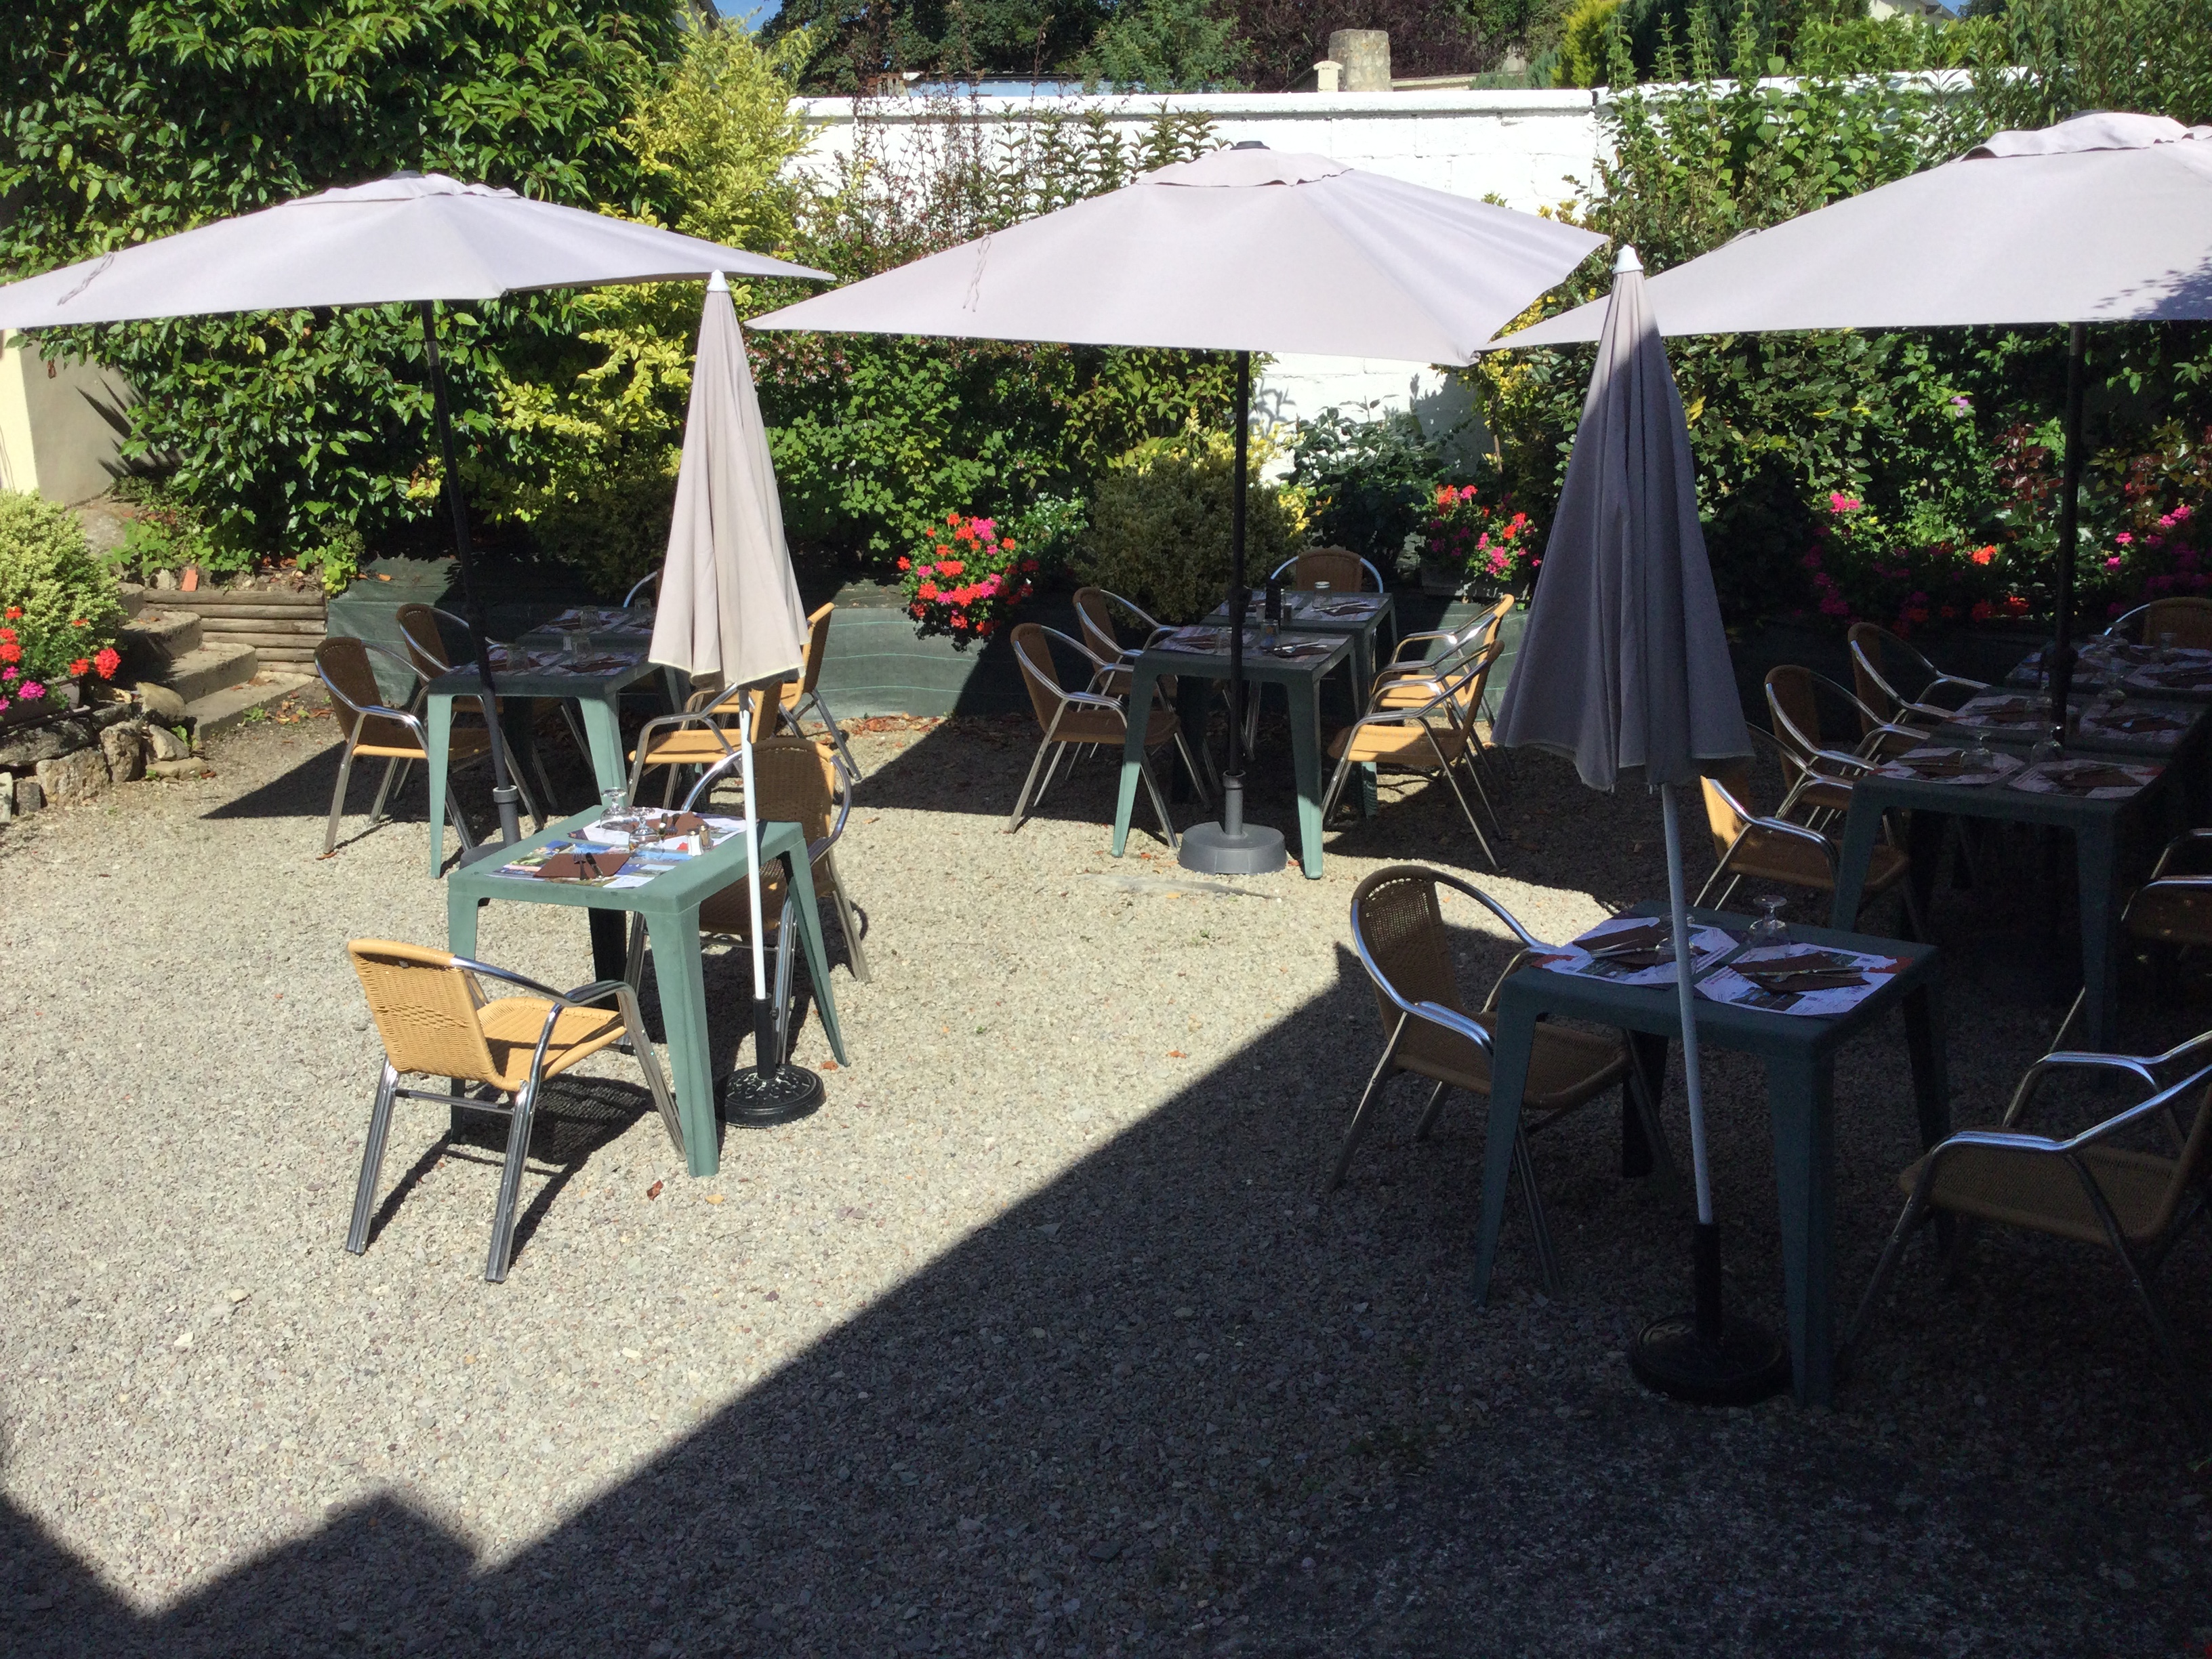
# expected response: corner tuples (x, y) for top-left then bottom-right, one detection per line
(1826, 794), (1884, 933)
(2076, 820), (2123, 1050)
(1622, 1031), (1669, 1179)
(648, 911), (720, 1178)
(1286, 672), (1326, 878)
(1764, 1051), (1838, 1406)
(426, 693), (455, 878)
(1905, 807), (1946, 931)
(1471, 1003), (1538, 1305)
(589, 909), (627, 985)
(1112, 665), (1161, 858)
(577, 694), (628, 796)
(1902, 968), (1957, 1256)
(780, 847), (849, 1066)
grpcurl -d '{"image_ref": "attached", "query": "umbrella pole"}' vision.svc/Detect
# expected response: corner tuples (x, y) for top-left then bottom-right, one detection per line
(1178, 350), (1286, 875)
(724, 689), (825, 1126)
(1626, 783), (1788, 1406)
(2045, 321), (2089, 751)
(417, 302), (525, 849)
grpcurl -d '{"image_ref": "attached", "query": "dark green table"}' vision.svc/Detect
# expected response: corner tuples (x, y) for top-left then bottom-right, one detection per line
(1112, 630), (1355, 879)
(1205, 591), (1396, 699)
(1473, 903), (1948, 1406)
(445, 807), (847, 1176)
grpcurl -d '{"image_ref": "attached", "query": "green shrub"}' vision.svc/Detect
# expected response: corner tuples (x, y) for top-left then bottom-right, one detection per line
(1289, 409), (1473, 574)
(1075, 432), (1304, 624)
(0, 491), (124, 691)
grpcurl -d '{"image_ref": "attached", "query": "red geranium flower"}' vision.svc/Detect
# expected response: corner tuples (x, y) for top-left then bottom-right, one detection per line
(897, 556), (912, 571)
(94, 647), (121, 680)
(2, 606), (19, 619)
(68, 658), (90, 677)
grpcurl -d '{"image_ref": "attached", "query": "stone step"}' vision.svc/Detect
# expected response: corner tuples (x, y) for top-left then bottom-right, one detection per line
(117, 607), (203, 676)
(185, 672), (321, 740)
(161, 640), (258, 705)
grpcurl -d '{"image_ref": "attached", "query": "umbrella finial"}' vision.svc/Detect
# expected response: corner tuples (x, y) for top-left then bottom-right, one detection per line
(1613, 244), (1643, 275)
(708, 270), (729, 293)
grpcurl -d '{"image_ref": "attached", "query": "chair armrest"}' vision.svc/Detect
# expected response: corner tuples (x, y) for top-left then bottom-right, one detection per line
(2149, 828), (2212, 880)
(1409, 999), (1494, 1053)
(1743, 811), (1839, 867)
(2001, 1048), (2167, 1125)
(1929, 671), (1990, 697)
(451, 956), (569, 1002)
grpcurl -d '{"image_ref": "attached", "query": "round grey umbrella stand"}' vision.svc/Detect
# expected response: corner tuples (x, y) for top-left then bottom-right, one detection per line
(1629, 1221), (1789, 1406)
(724, 998), (823, 1126)
(1179, 776), (1286, 874)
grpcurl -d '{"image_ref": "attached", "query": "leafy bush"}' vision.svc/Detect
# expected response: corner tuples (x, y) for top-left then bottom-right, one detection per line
(1288, 409), (1471, 574)
(1076, 431), (1305, 623)
(0, 491), (124, 697)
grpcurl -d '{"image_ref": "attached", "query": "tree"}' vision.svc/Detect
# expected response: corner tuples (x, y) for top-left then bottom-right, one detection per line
(763, 0), (1117, 89)
(1078, 0), (1247, 90)
(1229, 0), (1482, 90)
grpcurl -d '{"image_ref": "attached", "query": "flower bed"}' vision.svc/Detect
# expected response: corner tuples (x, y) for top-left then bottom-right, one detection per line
(0, 491), (124, 718)
(897, 513), (1040, 649)
(1420, 483), (1536, 596)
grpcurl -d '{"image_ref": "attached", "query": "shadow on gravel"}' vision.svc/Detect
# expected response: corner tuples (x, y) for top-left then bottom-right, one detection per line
(9, 912), (2207, 1658)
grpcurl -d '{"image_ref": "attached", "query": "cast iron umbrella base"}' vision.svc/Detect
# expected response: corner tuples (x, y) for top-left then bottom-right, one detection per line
(1179, 775), (1287, 876)
(723, 996), (823, 1126)
(1628, 1221), (1789, 1405)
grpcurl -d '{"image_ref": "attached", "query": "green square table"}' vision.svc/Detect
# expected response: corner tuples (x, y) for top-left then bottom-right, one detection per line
(1204, 590), (1397, 698)
(424, 648), (665, 876)
(1112, 630), (1356, 880)
(445, 807), (848, 1176)
(1826, 762), (2175, 1052)
(1473, 903), (1948, 1406)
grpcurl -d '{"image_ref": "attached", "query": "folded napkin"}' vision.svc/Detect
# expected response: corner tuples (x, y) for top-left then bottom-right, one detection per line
(2049, 764), (2148, 791)
(537, 848), (630, 882)
(1580, 921), (1671, 954)
(1741, 967), (1866, 993)
(2098, 713), (2186, 733)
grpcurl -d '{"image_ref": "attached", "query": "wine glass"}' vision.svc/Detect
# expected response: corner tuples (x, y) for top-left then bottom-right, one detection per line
(1964, 727), (1999, 774)
(1746, 894), (1789, 949)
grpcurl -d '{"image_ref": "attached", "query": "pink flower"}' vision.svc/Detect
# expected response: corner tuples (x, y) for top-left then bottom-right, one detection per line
(1828, 492), (1863, 514)
(19, 680), (44, 700)
(2116, 532), (2134, 546)
(2106, 556), (2125, 571)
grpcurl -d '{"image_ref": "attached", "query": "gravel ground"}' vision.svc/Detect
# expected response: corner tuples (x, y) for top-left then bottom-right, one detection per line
(3, 697), (2209, 1656)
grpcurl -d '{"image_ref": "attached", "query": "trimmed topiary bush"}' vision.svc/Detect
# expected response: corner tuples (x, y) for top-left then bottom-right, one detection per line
(1075, 432), (1305, 625)
(0, 491), (125, 703)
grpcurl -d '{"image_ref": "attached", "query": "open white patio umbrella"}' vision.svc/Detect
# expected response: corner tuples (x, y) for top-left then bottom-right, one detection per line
(0, 172), (830, 846)
(752, 144), (1603, 874)
(1492, 247), (1782, 1403)
(1499, 112), (2212, 745)
(652, 272), (821, 1120)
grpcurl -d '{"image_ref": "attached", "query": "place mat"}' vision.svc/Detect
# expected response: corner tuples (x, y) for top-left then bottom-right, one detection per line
(538, 649), (642, 676)
(2077, 704), (2193, 745)
(1304, 597), (1386, 619)
(544, 606), (649, 632)
(1870, 744), (2021, 785)
(1531, 916), (1740, 988)
(482, 645), (562, 674)
(538, 847), (630, 882)
(1697, 943), (1905, 1017)
(2126, 662), (2212, 692)
(1155, 627), (1336, 662)
(1950, 693), (2047, 729)
(1155, 626), (1233, 655)
(2007, 759), (2162, 798)
(581, 808), (747, 855)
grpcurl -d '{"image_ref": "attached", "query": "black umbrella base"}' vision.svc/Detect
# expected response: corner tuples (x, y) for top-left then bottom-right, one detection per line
(723, 1065), (824, 1127)
(1629, 1311), (1790, 1406)
(1179, 819), (1287, 875)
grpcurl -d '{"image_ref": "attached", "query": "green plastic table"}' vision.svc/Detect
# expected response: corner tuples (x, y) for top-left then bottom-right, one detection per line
(1205, 591), (1396, 699)
(424, 649), (665, 876)
(1112, 630), (1355, 879)
(1474, 903), (1948, 1406)
(1826, 764), (2174, 1051)
(445, 807), (848, 1176)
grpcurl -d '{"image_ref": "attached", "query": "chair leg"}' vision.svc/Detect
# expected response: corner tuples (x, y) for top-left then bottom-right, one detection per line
(443, 781), (477, 853)
(344, 1063), (402, 1255)
(1329, 1021), (1405, 1191)
(323, 742), (360, 856)
(1624, 1062), (1683, 1204)
(623, 915), (649, 989)
(1033, 738), (1074, 807)
(1692, 855), (1732, 908)
(1513, 1128), (1563, 1298)
(1319, 752), (1357, 823)
(1429, 738), (1499, 870)
(1840, 1185), (1936, 1368)
(484, 1080), (539, 1284)
(1411, 1078), (1451, 1141)
(1006, 736), (1059, 833)
(1170, 727), (1213, 808)
(1137, 748), (1179, 851)
(773, 897), (800, 1062)
(368, 758), (406, 825)
(615, 985), (684, 1155)
(806, 691), (865, 781)
(825, 853), (871, 983)
(2049, 983), (2089, 1051)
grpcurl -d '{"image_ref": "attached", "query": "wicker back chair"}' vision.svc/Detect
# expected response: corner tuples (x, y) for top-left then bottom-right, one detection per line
(1847, 622), (1987, 731)
(1324, 647), (1500, 865)
(345, 939), (678, 1282)
(1696, 736), (1923, 935)
(1273, 546), (1383, 593)
(1336, 866), (1669, 1295)
(315, 635), (502, 858)
(2109, 595), (2212, 650)
(1004, 622), (1202, 845)
(747, 602), (861, 779)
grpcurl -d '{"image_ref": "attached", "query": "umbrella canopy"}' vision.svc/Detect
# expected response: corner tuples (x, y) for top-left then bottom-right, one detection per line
(1491, 249), (1748, 789)
(651, 274), (810, 689)
(0, 173), (830, 327)
(1498, 113), (2212, 346)
(748, 145), (1601, 361)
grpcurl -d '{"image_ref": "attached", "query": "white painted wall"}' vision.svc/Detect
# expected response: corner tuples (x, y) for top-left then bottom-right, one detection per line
(787, 88), (1613, 459)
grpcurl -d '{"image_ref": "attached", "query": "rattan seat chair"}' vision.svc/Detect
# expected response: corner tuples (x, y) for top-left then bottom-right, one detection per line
(1336, 865), (1672, 1295)
(2051, 830), (2212, 1046)
(316, 635), (520, 858)
(1006, 622), (1204, 846)
(747, 602), (862, 781)
(2105, 595), (2212, 649)
(1763, 664), (1929, 820)
(624, 739), (870, 1068)
(344, 939), (679, 1282)
(1071, 586), (1174, 697)
(1696, 739), (1923, 936)
(1845, 1033), (2212, 1426)
(628, 681), (756, 802)
(1323, 649), (1500, 866)
(1271, 546), (1385, 592)
(1848, 621), (1988, 731)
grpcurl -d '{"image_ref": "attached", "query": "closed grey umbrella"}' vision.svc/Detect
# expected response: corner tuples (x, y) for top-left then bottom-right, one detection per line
(1493, 247), (1776, 1401)
(0, 172), (830, 848)
(650, 272), (819, 1120)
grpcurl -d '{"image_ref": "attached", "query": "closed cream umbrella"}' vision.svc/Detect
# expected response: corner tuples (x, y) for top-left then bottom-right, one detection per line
(1498, 113), (2212, 750)
(1492, 247), (1780, 1404)
(651, 272), (819, 1120)
(0, 172), (830, 848)
(752, 144), (1604, 876)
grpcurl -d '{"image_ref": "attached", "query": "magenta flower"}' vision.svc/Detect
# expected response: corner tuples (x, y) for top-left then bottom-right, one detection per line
(18, 680), (44, 700)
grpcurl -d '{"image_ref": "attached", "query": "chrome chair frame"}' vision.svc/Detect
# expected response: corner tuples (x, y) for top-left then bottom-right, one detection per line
(1849, 626), (1989, 728)
(316, 639), (520, 857)
(2102, 596), (2212, 645)
(1269, 551), (1389, 592)
(1694, 749), (1927, 937)
(346, 958), (680, 1283)
(1322, 650), (1499, 868)
(1006, 625), (1206, 848)
(623, 571), (659, 609)
(2053, 830), (2212, 1048)
(394, 602), (576, 806)
(627, 681), (756, 802)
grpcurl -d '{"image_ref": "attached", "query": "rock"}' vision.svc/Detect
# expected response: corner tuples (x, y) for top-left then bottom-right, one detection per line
(12, 775), (42, 813)
(100, 719), (146, 783)
(136, 682), (188, 724)
(0, 771), (10, 821)
(0, 714), (99, 771)
(145, 758), (210, 780)
(146, 723), (192, 762)
(35, 747), (109, 807)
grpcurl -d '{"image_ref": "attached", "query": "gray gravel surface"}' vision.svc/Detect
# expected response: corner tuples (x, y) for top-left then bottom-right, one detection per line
(2, 699), (2208, 1656)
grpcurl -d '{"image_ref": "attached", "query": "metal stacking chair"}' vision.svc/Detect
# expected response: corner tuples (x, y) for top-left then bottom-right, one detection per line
(1695, 737), (1924, 936)
(622, 570), (659, 610)
(1847, 621), (1988, 732)
(1336, 865), (1673, 1296)
(1005, 622), (1205, 846)
(1845, 1034), (2212, 1428)
(625, 737), (869, 1067)
(1323, 648), (1500, 867)
(344, 939), (679, 1283)
(1071, 586), (1172, 695)
(2053, 830), (2212, 1047)
(750, 602), (863, 781)
(394, 602), (579, 802)
(1763, 665), (1926, 825)
(2104, 595), (2212, 649)
(314, 636), (523, 857)
(628, 682), (754, 803)
(1271, 547), (1386, 592)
